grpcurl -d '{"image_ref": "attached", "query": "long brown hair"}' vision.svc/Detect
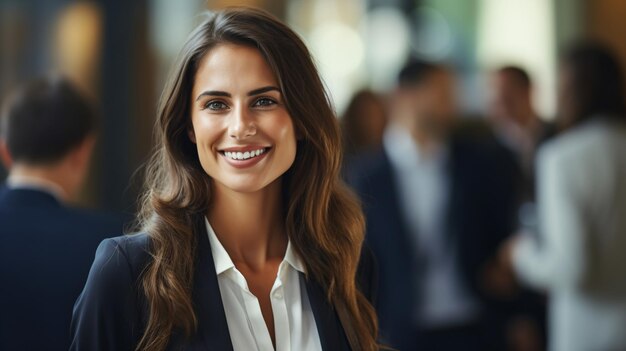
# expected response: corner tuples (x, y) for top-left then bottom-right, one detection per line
(136, 7), (378, 351)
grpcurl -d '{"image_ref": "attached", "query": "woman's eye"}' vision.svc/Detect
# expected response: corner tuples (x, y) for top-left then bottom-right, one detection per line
(253, 98), (277, 107)
(204, 101), (228, 111)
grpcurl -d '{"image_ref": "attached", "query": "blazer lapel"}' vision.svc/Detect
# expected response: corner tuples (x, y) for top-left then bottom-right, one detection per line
(302, 273), (351, 351)
(192, 215), (234, 351)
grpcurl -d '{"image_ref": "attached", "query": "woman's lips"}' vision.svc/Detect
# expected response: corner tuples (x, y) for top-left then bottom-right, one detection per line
(219, 146), (271, 169)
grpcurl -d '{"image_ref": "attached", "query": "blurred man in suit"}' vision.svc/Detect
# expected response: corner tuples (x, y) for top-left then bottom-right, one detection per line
(0, 76), (122, 351)
(346, 60), (523, 350)
(488, 66), (555, 202)
(487, 66), (554, 351)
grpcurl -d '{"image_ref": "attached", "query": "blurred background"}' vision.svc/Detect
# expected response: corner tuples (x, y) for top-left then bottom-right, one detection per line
(3, 2), (626, 351)
(1, 0), (625, 213)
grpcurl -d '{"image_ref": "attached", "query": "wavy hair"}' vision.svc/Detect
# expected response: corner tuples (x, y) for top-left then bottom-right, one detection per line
(135, 7), (378, 351)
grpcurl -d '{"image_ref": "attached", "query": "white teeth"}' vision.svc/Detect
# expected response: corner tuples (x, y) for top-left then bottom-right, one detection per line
(223, 148), (266, 160)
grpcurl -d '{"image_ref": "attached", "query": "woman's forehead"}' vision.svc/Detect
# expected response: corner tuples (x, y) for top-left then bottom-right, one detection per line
(192, 44), (279, 96)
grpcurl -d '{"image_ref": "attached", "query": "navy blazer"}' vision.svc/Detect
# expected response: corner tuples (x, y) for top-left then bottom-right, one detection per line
(70, 214), (378, 350)
(346, 136), (522, 350)
(0, 187), (124, 351)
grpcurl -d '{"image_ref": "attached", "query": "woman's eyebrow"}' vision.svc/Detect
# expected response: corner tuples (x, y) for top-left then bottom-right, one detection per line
(247, 86), (280, 96)
(195, 90), (230, 101)
(195, 86), (280, 102)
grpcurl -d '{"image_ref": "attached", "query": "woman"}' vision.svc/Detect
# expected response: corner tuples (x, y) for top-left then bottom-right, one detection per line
(504, 42), (626, 351)
(70, 8), (379, 351)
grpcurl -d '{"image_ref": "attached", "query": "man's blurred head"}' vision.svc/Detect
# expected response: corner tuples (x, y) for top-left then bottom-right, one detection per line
(0, 76), (97, 197)
(393, 60), (457, 139)
(488, 66), (533, 126)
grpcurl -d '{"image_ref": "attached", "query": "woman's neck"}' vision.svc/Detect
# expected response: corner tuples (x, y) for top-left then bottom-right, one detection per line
(207, 179), (287, 272)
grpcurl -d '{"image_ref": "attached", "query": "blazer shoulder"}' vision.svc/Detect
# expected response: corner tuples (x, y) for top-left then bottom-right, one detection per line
(75, 233), (151, 307)
(109, 233), (152, 270)
(86, 233), (152, 278)
(70, 233), (151, 350)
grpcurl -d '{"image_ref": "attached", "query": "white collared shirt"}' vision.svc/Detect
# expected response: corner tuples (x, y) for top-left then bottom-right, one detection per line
(383, 124), (479, 328)
(205, 218), (322, 351)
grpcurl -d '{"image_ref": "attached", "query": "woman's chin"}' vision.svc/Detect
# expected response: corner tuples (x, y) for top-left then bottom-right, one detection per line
(214, 177), (273, 194)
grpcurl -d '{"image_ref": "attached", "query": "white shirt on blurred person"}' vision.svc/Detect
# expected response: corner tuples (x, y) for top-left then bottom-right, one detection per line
(513, 118), (626, 351)
(384, 124), (479, 329)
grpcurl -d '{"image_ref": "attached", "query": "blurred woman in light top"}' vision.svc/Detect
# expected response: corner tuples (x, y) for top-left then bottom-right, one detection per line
(505, 42), (626, 351)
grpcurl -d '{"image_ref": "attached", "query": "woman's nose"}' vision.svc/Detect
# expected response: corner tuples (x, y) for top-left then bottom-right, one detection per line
(228, 106), (256, 139)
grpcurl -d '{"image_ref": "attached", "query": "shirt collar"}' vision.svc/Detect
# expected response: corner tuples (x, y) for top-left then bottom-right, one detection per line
(6, 174), (67, 202)
(204, 217), (306, 276)
(205, 218), (235, 275)
(283, 241), (306, 273)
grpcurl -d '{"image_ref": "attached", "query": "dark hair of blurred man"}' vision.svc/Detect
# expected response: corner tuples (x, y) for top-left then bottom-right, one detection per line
(345, 59), (524, 350)
(0, 76), (122, 351)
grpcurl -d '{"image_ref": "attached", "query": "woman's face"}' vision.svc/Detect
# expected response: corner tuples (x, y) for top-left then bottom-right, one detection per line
(189, 43), (297, 194)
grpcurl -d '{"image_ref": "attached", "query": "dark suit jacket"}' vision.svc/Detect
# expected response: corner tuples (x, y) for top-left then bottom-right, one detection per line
(0, 187), (124, 351)
(70, 214), (378, 350)
(346, 135), (522, 350)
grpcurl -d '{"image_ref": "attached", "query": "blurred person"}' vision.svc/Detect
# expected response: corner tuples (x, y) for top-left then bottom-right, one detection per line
(341, 89), (387, 156)
(488, 66), (555, 201)
(70, 8), (379, 351)
(346, 59), (522, 350)
(488, 65), (552, 350)
(502, 42), (626, 351)
(0, 76), (123, 351)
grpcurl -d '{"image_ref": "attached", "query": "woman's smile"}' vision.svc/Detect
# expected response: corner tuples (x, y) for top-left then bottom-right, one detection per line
(219, 146), (272, 169)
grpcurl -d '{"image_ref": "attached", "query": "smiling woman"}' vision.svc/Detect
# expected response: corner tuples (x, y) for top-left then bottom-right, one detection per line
(69, 7), (379, 351)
